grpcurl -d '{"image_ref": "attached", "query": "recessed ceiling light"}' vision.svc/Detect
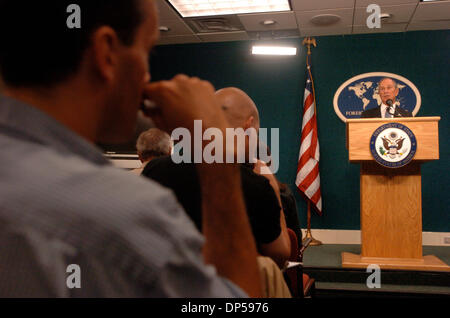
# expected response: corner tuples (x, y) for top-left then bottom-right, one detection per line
(261, 20), (277, 26)
(159, 26), (171, 32)
(167, 0), (291, 18)
(380, 13), (392, 20)
(252, 46), (297, 56)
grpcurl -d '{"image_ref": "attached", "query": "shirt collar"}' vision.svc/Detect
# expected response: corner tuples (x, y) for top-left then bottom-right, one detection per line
(0, 94), (109, 165)
(381, 102), (398, 109)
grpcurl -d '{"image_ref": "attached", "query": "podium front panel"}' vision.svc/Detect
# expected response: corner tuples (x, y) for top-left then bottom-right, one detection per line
(347, 117), (440, 162)
(360, 162), (422, 259)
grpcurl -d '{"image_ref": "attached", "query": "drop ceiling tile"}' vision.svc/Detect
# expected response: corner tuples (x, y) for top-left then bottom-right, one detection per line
(155, 0), (180, 20)
(354, 4), (417, 25)
(353, 23), (407, 34)
(291, 0), (354, 11)
(411, 0), (450, 21)
(300, 26), (352, 37)
(295, 8), (354, 28)
(159, 18), (194, 36)
(197, 31), (250, 43)
(238, 12), (298, 31)
(247, 29), (300, 40)
(355, 0), (418, 7)
(407, 20), (450, 31)
(163, 0), (291, 18)
(156, 34), (201, 46)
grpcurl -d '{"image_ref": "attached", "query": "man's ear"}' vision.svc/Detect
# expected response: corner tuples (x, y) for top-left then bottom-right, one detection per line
(394, 87), (399, 97)
(244, 116), (254, 130)
(90, 26), (121, 83)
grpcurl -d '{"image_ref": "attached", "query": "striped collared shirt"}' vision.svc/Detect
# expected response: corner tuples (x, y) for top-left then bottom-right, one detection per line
(0, 95), (246, 297)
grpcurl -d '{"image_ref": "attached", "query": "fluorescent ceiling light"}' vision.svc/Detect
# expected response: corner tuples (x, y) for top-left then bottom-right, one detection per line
(167, 0), (291, 18)
(252, 46), (297, 56)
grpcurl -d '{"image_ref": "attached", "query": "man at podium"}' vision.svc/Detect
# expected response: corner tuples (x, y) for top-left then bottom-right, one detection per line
(361, 78), (412, 118)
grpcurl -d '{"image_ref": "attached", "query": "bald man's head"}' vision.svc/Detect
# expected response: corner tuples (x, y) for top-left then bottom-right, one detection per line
(215, 87), (260, 131)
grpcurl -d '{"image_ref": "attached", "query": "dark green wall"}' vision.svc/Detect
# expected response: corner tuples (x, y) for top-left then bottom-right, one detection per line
(150, 30), (450, 232)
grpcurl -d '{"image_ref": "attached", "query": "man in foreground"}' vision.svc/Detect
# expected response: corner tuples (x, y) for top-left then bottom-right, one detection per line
(0, 0), (260, 297)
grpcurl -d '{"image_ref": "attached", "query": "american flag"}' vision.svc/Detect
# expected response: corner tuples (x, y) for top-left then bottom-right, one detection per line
(295, 54), (322, 214)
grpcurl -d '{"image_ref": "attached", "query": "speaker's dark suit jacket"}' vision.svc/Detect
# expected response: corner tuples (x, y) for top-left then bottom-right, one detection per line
(361, 106), (412, 118)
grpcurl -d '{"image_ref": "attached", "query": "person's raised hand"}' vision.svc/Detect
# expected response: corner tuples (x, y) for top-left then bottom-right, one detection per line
(143, 74), (228, 135)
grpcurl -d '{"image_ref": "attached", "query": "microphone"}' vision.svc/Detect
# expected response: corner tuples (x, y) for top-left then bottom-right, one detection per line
(385, 99), (401, 117)
(386, 99), (395, 117)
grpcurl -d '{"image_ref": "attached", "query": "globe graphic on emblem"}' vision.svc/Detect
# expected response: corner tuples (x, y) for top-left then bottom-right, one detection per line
(335, 74), (420, 121)
(390, 132), (398, 139)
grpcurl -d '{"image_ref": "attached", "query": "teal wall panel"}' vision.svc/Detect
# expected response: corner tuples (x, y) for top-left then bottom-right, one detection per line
(150, 30), (450, 231)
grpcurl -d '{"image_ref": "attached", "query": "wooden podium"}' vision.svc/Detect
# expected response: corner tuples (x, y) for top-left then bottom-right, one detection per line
(342, 117), (450, 271)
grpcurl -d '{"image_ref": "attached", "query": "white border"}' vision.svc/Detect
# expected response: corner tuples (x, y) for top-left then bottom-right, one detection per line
(333, 72), (422, 123)
(302, 229), (450, 246)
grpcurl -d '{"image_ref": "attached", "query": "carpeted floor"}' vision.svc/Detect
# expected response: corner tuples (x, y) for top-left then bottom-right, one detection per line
(303, 244), (450, 268)
(302, 244), (450, 296)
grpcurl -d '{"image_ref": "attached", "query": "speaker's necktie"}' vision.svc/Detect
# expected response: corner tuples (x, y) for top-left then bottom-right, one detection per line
(386, 107), (394, 118)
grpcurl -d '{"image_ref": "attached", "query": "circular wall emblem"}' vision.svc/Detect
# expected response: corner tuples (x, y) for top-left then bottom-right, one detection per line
(370, 123), (417, 168)
(333, 72), (421, 122)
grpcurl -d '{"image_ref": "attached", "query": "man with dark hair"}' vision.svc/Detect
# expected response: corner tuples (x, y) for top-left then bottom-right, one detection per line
(361, 78), (412, 118)
(0, 0), (144, 87)
(0, 0), (261, 297)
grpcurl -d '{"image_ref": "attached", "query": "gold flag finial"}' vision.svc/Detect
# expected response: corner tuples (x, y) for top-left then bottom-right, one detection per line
(302, 37), (317, 55)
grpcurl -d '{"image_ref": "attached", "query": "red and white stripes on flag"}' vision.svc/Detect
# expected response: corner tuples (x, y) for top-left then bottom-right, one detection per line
(295, 55), (322, 214)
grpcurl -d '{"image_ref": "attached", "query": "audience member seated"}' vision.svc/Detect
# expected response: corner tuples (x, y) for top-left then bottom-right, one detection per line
(257, 256), (292, 298)
(132, 128), (171, 175)
(278, 181), (303, 244)
(143, 87), (291, 268)
(0, 0), (261, 297)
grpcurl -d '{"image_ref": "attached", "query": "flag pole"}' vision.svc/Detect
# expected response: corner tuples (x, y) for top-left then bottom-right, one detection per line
(303, 200), (322, 246)
(301, 37), (322, 246)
